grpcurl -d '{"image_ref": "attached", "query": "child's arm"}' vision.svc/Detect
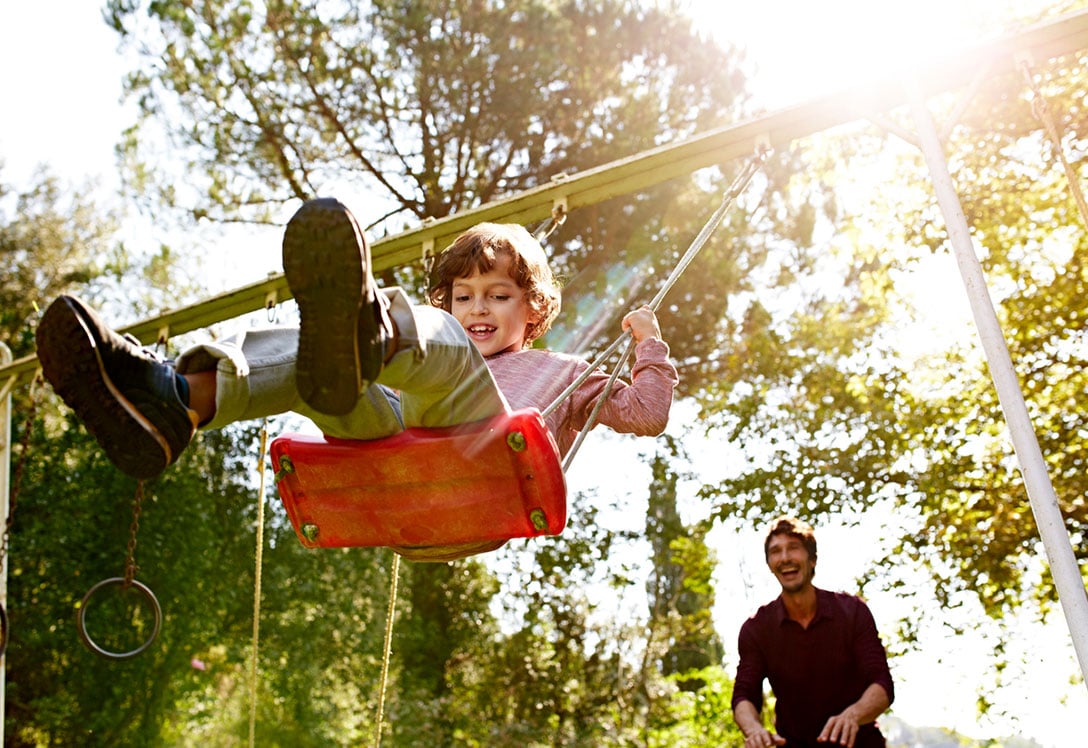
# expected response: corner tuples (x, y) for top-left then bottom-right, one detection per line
(567, 305), (676, 437)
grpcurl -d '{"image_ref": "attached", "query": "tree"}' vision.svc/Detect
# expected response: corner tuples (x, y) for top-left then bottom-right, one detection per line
(105, 0), (745, 227)
(0, 168), (121, 355)
(644, 438), (722, 692)
(0, 171), (400, 743)
(692, 15), (1088, 673)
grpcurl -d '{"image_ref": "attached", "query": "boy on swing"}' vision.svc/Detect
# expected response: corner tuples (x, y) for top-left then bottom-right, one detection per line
(36, 198), (678, 556)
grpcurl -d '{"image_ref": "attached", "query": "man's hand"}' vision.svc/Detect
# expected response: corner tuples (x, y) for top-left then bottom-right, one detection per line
(743, 727), (786, 748)
(817, 706), (861, 746)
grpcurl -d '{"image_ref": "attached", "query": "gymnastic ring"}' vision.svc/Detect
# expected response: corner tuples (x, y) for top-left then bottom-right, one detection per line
(0, 603), (8, 659)
(77, 577), (162, 660)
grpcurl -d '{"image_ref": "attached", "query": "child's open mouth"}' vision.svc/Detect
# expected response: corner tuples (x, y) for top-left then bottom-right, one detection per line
(468, 325), (496, 339)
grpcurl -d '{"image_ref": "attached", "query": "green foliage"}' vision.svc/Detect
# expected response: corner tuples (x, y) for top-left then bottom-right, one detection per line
(693, 26), (1088, 638)
(105, 0), (747, 228)
(0, 168), (122, 356)
(5, 407), (399, 745)
(646, 666), (746, 747)
(433, 501), (637, 746)
(645, 439), (723, 691)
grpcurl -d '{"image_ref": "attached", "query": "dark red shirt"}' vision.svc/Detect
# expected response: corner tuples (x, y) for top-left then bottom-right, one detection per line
(731, 588), (895, 747)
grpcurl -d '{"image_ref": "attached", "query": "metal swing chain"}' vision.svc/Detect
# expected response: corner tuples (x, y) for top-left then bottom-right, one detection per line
(123, 482), (145, 587)
(544, 147), (769, 469)
(78, 479), (161, 659)
(1019, 58), (1088, 231)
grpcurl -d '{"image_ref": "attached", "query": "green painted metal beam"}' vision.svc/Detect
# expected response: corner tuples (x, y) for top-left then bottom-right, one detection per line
(3, 9), (1087, 388)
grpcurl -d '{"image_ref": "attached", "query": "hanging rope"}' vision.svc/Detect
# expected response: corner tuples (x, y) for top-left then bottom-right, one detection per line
(373, 552), (400, 748)
(248, 419), (270, 748)
(1018, 58), (1088, 231)
(544, 147), (769, 469)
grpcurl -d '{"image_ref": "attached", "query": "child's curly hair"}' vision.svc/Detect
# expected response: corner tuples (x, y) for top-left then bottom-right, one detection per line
(427, 223), (562, 347)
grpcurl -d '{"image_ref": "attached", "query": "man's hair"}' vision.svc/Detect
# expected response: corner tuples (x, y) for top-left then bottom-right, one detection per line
(427, 222), (561, 347)
(763, 516), (818, 564)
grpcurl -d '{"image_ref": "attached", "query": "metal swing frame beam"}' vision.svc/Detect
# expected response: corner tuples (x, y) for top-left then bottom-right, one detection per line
(0, 6), (1087, 711)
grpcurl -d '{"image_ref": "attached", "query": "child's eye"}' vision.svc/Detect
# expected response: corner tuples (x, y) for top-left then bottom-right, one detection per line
(454, 295), (471, 303)
(491, 294), (510, 302)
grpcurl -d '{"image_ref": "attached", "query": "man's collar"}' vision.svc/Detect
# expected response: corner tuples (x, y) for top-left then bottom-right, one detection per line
(773, 586), (827, 625)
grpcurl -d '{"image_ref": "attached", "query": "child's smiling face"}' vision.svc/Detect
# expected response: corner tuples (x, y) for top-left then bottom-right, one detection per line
(450, 253), (536, 357)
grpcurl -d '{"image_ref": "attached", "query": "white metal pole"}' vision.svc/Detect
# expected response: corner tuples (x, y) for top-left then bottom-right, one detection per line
(908, 86), (1088, 685)
(0, 341), (12, 742)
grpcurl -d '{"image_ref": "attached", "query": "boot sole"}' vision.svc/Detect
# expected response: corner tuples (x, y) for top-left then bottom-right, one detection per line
(282, 199), (380, 415)
(36, 297), (172, 480)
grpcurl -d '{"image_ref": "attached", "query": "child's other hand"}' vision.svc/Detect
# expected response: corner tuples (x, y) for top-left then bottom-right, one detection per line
(622, 306), (661, 343)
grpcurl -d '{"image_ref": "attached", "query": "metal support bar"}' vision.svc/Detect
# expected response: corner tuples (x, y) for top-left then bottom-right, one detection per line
(0, 343), (10, 742)
(908, 84), (1088, 687)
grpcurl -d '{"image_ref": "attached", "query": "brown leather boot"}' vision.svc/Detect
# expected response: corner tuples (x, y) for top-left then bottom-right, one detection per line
(36, 295), (199, 479)
(282, 198), (394, 415)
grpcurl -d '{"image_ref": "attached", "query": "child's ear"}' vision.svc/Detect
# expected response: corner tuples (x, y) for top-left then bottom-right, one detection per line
(523, 311), (543, 340)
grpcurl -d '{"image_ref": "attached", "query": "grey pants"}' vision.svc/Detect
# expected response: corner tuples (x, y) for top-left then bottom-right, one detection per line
(175, 287), (509, 437)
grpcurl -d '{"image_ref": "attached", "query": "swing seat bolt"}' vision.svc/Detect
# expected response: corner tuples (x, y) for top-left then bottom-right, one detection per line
(274, 456), (295, 483)
(529, 508), (547, 531)
(506, 431), (527, 452)
(301, 523), (320, 542)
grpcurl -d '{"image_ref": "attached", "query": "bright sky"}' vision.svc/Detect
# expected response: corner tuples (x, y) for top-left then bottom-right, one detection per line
(3, 2), (1087, 745)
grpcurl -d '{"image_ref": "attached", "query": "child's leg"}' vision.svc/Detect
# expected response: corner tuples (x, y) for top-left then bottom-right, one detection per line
(176, 286), (506, 436)
(278, 198), (506, 430)
(182, 370), (216, 424)
(177, 286), (505, 437)
(377, 288), (508, 428)
(176, 325), (404, 440)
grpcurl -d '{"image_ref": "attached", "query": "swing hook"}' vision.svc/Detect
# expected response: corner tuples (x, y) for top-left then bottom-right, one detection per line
(535, 198), (568, 242)
(421, 238), (436, 278)
(265, 288), (279, 323)
(155, 325), (170, 356)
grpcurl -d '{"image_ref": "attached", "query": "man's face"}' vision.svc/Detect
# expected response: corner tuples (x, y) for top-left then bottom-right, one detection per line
(765, 533), (815, 594)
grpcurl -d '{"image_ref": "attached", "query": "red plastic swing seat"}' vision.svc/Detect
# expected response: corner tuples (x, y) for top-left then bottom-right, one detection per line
(269, 408), (568, 554)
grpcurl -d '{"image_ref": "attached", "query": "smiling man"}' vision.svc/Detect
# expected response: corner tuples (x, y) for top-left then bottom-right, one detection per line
(731, 517), (895, 748)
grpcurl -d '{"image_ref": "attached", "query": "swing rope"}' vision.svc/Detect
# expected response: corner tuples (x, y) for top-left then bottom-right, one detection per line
(373, 552), (400, 747)
(248, 419), (270, 748)
(544, 147), (769, 469)
(1018, 58), (1088, 231)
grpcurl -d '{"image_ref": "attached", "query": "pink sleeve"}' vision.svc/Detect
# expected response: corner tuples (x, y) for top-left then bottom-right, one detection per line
(568, 338), (678, 436)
